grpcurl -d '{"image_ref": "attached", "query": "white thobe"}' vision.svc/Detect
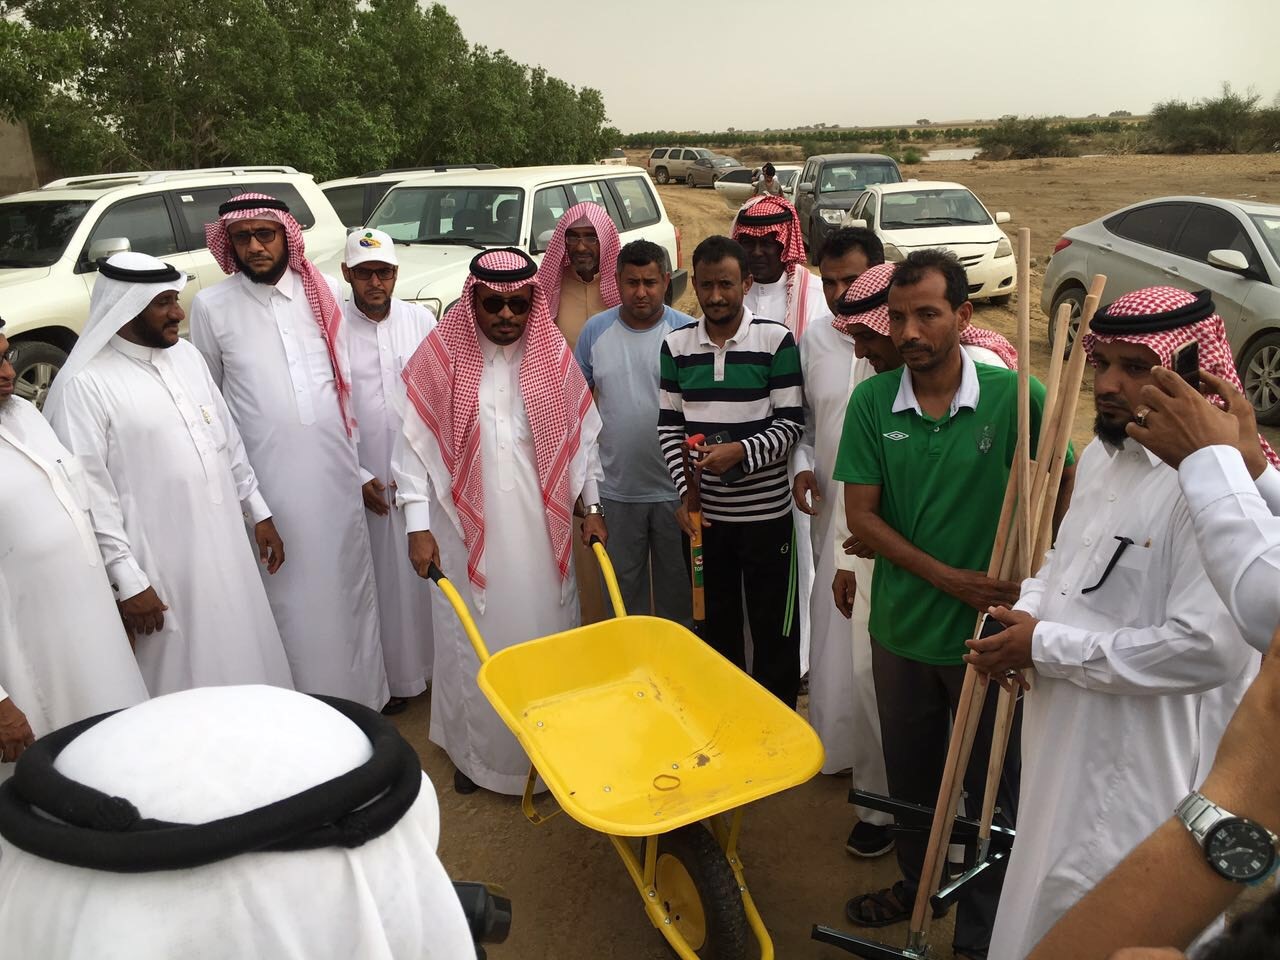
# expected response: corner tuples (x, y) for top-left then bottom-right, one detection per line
(0, 398), (147, 759)
(1179, 444), (1280, 652)
(793, 316), (886, 814)
(192, 269), (387, 710)
(745, 271), (825, 675)
(45, 338), (293, 695)
(346, 298), (437, 698)
(988, 438), (1257, 960)
(394, 335), (603, 795)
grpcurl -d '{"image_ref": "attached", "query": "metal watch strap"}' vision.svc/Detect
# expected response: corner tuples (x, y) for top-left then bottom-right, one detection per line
(1175, 791), (1225, 845)
(585, 503), (605, 517)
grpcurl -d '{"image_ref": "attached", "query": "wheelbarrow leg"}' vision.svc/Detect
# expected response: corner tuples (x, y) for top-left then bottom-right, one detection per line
(607, 834), (702, 960)
(711, 810), (774, 959)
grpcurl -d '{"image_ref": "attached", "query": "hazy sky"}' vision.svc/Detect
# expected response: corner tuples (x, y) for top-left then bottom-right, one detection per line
(436, 0), (1280, 132)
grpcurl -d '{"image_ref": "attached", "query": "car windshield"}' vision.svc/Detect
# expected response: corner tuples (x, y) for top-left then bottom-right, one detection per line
(879, 189), (992, 229)
(714, 158), (738, 167)
(693, 149), (714, 158)
(777, 170), (799, 188)
(367, 186), (524, 245)
(818, 163), (900, 193)
(0, 199), (93, 267)
(1250, 214), (1280, 264)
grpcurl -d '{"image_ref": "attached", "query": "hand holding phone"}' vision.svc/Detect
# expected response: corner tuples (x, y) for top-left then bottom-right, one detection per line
(698, 430), (747, 483)
(1171, 340), (1200, 391)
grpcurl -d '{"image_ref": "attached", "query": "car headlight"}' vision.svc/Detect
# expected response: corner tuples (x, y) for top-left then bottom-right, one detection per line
(883, 244), (905, 263)
(818, 208), (845, 225)
(994, 237), (1013, 259)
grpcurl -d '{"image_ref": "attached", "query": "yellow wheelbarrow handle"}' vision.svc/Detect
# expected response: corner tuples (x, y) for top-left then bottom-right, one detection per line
(425, 535), (627, 665)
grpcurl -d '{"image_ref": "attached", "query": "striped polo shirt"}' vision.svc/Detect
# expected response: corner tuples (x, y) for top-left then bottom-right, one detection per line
(658, 308), (804, 522)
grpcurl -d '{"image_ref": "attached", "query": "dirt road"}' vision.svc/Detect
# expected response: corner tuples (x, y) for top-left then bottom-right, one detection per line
(404, 155), (1279, 960)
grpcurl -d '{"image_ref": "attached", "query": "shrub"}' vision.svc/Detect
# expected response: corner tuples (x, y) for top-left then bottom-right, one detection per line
(901, 147), (923, 164)
(976, 117), (1073, 160)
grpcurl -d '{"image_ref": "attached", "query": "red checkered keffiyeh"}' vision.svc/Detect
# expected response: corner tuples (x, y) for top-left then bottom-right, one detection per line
(402, 248), (593, 598)
(833, 262), (1019, 369)
(205, 193), (354, 435)
(1084, 286), (1280, 468)
(537, 202), (621, 320)
(733, 195), (814, 337)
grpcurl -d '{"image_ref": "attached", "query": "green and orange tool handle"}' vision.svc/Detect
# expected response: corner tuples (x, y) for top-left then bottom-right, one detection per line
(681, 434), (706, 634)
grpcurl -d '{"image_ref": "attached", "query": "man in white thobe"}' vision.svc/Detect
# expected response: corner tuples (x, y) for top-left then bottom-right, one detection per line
(395, 248), (605, 796)
(0, 685), (477, 960)
(342, 228), (437, 713)
(968, 287), (1258, 960)
(44, 253), (293, 696)
(0, 318), (147, 771)
(191, 193), (387, 710)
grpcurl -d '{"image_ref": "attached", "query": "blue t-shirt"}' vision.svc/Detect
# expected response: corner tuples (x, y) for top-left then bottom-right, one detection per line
(574, 305), (694, 502)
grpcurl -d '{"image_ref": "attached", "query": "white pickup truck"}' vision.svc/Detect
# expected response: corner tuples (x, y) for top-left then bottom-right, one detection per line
(322, 164), (687, 315)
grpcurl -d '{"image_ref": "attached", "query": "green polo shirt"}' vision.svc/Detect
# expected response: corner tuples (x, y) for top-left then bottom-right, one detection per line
(833, 356), (1070, 665)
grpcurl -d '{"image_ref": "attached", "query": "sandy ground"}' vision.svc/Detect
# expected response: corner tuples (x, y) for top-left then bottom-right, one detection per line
(403, 155), (1280, 960)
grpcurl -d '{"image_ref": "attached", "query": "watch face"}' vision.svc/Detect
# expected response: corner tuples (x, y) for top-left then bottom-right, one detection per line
(1206, 817), (1277, 882)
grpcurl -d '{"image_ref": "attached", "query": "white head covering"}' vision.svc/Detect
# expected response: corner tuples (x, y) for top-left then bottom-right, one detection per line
(0, 685), (477, 960)
(43, 251), (186, 413)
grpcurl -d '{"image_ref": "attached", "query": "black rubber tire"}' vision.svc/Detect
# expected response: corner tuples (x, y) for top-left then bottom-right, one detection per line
(687, 174), (698, 188)
(654, 167), (669, 185)
(655, 824), (750, 960)
(1239, 330), (1280, 426)
(990, 293), (1013, 306)
(7, 338), (67, 412)
(1048, 283), (1087, 357)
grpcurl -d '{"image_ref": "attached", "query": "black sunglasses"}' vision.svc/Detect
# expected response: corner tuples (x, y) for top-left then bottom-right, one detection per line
(229, 227), (280, 246)
(479, 295), (531, 316)
(351, 266), (396, 282)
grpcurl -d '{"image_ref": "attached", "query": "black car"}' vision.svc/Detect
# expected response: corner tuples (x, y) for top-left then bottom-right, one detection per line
(793, 154), (902, 263)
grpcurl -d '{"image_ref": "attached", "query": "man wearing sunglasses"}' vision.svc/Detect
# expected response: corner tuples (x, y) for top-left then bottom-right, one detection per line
(396, 248), (605, 796)
(191, 194), (388, 713)
(963, 288), (1258, 960)
(341, 228), (439, 716)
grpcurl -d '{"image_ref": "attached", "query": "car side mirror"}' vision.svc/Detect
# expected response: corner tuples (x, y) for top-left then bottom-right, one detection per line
(995, 212), (1012, 224)
(798, 183), (814, 194)
(87, 236), (131, 263)
(846, 218), (868, 229)
(1208, 249), (1249, 273)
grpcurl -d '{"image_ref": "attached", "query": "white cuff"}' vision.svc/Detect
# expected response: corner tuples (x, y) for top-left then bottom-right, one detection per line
(107, 556), (152, 601)
(359, 467), (376, 486)
(1030, 620), (1089, 682)
(581, 478), (600, 508)
(1180, 445), (1254, 515)
(1255, 465), (1280, 514)
(404, 501), (431, 533)
(792, 444), (815, 475)
(243, 490), (272, 526)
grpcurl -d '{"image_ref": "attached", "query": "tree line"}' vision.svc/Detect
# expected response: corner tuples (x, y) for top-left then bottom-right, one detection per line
(0, 0), (621, 181)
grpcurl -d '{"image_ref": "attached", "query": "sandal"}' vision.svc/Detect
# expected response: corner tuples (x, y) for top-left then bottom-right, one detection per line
(845, 881), (911, 928)
(381, 697), (408, 716)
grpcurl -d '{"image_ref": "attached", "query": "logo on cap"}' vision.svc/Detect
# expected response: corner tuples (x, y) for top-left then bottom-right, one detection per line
(359, 232), (382, 249)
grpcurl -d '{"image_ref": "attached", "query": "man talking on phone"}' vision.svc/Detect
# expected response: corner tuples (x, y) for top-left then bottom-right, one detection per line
(965, 287), (1258, 959)
(1120, 290), (1280, 654)
(657, 235), (805, 706)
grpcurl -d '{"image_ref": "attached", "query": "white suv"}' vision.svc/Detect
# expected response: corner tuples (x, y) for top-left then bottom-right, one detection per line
(326, 164), (687, 316)
(0, 166), (346, 407)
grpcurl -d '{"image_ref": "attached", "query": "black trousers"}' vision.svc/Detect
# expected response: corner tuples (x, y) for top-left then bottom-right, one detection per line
(870, 639), (1021, 958)
(700, 514), (801, 707)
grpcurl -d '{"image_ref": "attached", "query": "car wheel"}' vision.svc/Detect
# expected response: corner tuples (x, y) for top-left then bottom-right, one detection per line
(654, 167), (669, 185)
(9, 339), (67, 412)
(1240, 331), (1280, 426)
(688, 174), (697, 188)
(990, 293), (1013, 306)
(1048, 284), (1087, 357)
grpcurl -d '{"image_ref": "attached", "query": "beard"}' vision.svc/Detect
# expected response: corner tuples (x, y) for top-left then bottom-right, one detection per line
(234, 248), (289, 286)
(1093, 412), (1130, 446)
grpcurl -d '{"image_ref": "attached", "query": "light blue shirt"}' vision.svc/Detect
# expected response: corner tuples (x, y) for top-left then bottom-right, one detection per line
(574, 304), (694, 502)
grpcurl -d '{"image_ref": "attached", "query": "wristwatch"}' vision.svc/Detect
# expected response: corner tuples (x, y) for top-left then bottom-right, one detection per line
(585, 503), (605, 518)
(1175, 790), (1280, 885)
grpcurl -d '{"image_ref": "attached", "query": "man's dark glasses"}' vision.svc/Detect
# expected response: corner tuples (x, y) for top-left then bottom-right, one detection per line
(479, 295), (531, 316)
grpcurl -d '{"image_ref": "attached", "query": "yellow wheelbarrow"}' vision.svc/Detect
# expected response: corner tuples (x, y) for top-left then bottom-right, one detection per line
(428, 537), (824, 959)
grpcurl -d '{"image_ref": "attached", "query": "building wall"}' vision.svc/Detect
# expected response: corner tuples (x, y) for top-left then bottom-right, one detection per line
(0, 120), (40, 196)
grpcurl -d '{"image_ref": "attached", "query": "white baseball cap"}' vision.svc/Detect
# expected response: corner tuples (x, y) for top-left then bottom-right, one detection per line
(344, 227), (399, 268)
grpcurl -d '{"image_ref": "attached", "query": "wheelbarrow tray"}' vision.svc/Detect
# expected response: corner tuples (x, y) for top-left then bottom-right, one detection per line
(477, 615), (824, 838)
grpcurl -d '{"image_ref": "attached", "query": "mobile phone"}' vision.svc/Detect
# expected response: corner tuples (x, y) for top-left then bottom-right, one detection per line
(703, 430), (746, 483)
(977, 613), (1005, 641)
(1172, 340), (1200, 390)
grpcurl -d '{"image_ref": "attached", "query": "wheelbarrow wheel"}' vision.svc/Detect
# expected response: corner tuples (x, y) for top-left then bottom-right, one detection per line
(654, 823), (750, 960)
